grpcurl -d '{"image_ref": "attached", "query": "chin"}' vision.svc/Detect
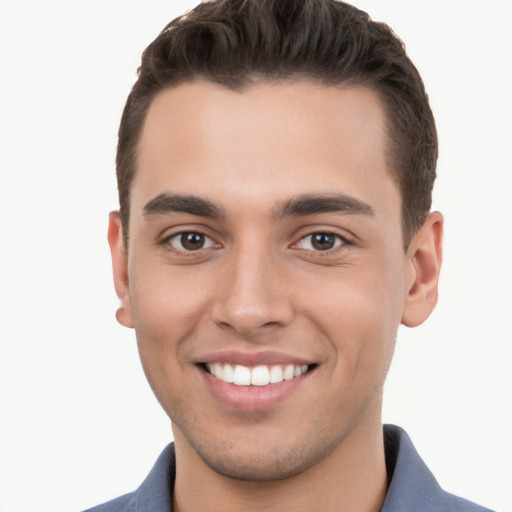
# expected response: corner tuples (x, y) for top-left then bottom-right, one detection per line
(186, 428), (337, 482)
(198, 449), (315, 482)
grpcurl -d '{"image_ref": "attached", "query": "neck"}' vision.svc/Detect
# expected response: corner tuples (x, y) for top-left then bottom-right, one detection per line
(172, 409), (388, 512)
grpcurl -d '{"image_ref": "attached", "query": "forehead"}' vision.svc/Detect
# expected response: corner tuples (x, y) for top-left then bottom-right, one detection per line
(133, 80), (398, 219)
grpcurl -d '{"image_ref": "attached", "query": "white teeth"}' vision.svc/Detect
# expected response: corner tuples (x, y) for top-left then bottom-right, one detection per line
(283, 364), (295, 381)
(222, 363), (234, 383)
(251, 365), (270, 386)
(206, 363), (310, 386)
(294, 365), (309, 377)
(269, 365), (283, 383)
(212, 363), (223, 379)
(233, 365), (251, 386)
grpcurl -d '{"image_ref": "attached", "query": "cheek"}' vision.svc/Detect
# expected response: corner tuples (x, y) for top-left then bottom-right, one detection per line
(306, 256), (405, 372)
(128, 264), (212, 394)
(130, 260), (211, 337)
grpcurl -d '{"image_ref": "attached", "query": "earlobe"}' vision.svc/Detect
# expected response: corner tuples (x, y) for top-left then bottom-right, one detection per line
(107, 211), (134, 328)
(401, 211), (444, 328)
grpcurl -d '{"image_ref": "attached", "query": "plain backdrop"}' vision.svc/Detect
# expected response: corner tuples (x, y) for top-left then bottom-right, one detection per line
(0, 1), (511, 511)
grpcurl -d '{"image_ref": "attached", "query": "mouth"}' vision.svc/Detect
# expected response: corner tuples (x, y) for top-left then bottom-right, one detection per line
(202, 362), (315, 387)
(197, 351), (318, 410)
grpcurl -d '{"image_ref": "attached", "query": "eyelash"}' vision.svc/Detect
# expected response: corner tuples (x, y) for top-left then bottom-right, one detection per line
(160, 230), (351, 255)
(161, 231), (219, 253)
(292, 232), (350, 253)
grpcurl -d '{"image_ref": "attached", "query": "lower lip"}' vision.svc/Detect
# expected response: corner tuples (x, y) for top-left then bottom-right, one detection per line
(200, 368), (310, 411)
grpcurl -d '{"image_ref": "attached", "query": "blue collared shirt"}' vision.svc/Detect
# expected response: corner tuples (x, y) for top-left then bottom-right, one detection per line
(83, 425), (494, 511)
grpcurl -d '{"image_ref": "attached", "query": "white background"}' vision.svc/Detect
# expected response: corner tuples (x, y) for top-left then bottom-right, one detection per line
(0, 1), (511, 511)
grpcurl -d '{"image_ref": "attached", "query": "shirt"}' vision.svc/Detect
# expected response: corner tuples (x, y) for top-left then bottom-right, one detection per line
(83, 424), (494, 511)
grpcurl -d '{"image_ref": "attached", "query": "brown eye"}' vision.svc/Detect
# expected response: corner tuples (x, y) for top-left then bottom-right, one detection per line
(166, 232), (217, 252)
(297, 232), (345, 251)
(311, 233), (336, 250)
(181, 233), (205, 250)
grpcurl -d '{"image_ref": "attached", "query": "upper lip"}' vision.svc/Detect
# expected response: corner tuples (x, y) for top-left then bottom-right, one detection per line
(197, 349), (316, 367)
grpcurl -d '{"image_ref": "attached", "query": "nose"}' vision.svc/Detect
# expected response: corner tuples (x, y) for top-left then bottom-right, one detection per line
(210, 243), (294, 338)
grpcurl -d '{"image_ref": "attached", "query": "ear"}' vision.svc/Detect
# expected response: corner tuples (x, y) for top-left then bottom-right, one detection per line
(401, 211), (444, 327)
(107, 211), (134, 328)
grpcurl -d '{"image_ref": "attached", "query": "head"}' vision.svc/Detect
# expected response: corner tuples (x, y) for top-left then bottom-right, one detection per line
(116, 0), (437, 251)
(108, 0), (443, 484)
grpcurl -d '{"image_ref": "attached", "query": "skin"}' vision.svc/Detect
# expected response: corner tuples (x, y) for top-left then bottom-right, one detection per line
(109, 81), (443, 512)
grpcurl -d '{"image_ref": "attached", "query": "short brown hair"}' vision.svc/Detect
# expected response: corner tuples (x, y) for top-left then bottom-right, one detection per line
(117, 0), (437, 249)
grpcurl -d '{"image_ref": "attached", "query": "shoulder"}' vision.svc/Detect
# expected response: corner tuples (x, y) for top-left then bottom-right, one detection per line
(430, 492), (495, 512)
(382, 425), (494, 512)
(82, 492), (137, 512)
(81, 444), (176, 512)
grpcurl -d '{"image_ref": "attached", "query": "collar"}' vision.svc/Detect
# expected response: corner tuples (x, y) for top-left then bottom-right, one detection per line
(100, 424), (492, 512)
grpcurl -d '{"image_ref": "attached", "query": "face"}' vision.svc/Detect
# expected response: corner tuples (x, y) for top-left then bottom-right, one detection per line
(109, 81), (442, 481)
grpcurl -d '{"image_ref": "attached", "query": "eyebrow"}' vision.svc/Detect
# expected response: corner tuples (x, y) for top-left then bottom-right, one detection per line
(273, 194), (375, 219)
(142, 192), (375, 221)
(143, 192), (225, 219)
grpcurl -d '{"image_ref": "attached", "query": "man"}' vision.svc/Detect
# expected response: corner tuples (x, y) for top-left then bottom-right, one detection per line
(85, 0), (493, 510)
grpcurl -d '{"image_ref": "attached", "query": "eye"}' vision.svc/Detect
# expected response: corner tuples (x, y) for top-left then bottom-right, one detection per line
(165, 232), (218, 251)
(296, 232), (346, 251)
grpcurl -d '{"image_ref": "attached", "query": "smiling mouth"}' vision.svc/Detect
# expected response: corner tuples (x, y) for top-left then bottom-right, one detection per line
(202, 363), (315, 387)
